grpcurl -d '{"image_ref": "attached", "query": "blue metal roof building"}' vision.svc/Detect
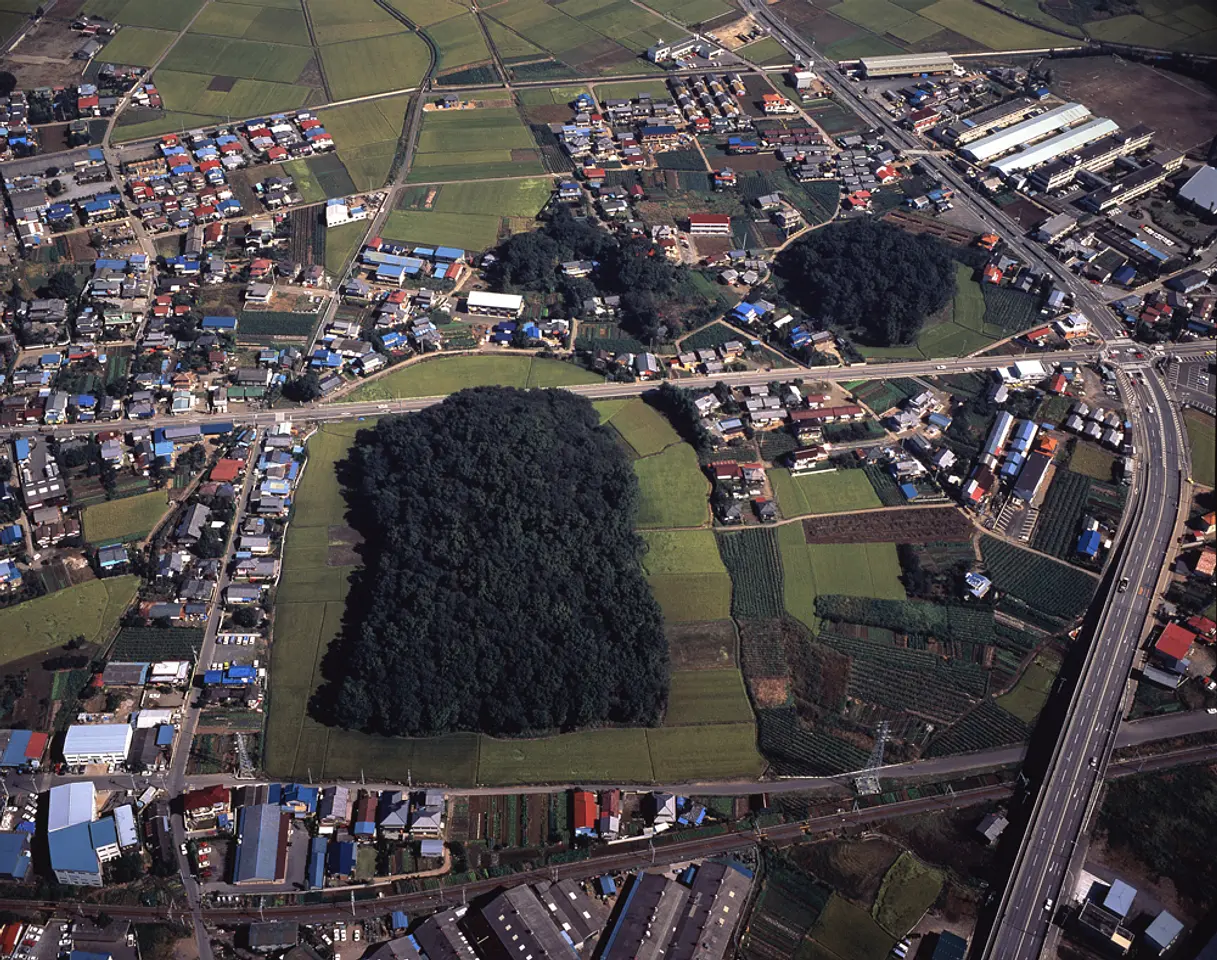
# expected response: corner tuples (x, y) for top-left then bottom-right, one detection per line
(0, 731), (34, 768)
(1077, 530), (1101, 558)
(0, 831), (30, 879)
(328, 840), (356, 876)
(233, 803), (287, 884)
(48, 822), (101, 885)
(307, 837), (327, 889)
(202, 316), (238, 330)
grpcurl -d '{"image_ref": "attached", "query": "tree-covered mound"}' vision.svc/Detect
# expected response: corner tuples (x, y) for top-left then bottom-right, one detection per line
(326, 387), (669, 737)
(775, 218), (957, 346)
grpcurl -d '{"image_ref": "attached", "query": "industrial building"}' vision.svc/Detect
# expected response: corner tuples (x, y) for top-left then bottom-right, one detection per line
(479, 886), (577, 960)
(1179, 163), (1217, 214)
(961, 103), (1090, 164)
(858, 52), (956, 78)
(62, 723), (133, 766)
(937, 97), (1039, 146)
(464, 290), (524, 319)
(232, 803), (290, 884)
(991, 117), (1119, 177)
(1029, 124), (1154, 190)
(600, 873), (688, 960)
(1082, 161), (1169, 212)
(1012, 451), (1053, 503)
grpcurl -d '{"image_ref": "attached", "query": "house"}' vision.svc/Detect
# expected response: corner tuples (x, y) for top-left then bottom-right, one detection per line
(465, 290), (524, 318)
(182, 785), (231, 829)
(62, 724), (132, 765)
(687, 214), (731, 236)
(1153, 622), (1196, 668)
(573, 790), (597, 837)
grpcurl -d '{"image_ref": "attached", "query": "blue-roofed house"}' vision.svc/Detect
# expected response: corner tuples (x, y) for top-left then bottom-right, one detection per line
(391, 910), (409, 931)
(1077, 530), (1101, 558)
(89, 816), (120, 861)
(97, 545), (129, 572)
(0, 560), (22, 590)
(597, 875), (616, 896)
(900, 482), (919, 501)
(308, 837), (327, 889)
(1104, 878), (1137, 918)
(0, 524), (21, 546)
(433, 246), (464, 262)
(202, 315), (238, 331)
(233, 804), (289, 884)
(0, 831), (31, 879)
(328, 840), (356, 877)
(282, 784), (319, 816)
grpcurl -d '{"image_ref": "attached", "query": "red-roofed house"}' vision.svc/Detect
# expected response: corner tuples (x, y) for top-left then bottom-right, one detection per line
(210, 459), (244, 483)
(687, 213), (732, 236)
(1187, 615), (1216, 639)
(572, 790), (597, 836)
(1047, 372), (1067, 394)
(182, 785), (231, 828)
(266, 145), (288, 162)
(1154, 623), (1196, 665)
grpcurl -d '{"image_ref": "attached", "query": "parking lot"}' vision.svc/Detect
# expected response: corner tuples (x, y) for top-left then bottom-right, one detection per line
(1167, 358), (1215, 414)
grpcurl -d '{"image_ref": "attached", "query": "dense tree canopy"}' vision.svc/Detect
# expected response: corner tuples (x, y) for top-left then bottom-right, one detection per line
(775, 219), (957, 346)
(325, 388), (669, 736)
(490, 207), (726, 343)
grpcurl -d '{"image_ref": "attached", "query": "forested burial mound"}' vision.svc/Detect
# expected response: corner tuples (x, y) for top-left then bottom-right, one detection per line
(317, 387), (670, 737)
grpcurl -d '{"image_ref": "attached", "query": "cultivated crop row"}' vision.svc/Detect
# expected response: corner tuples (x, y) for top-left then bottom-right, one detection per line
(803, 505), (972, 544)
(111, 627), (205, 661)
(1031, 469), (1091, 559)
(814, 595), (997, 645)
(863, 463), (906, 507)
(757, 707), (870, 775)
(925, 700), (1031, 756)
(981, 285), (1040, 332)
(738, 618), (792, 680)
(741, 856), (833, 960)
(980, 536), (1097, 620)
(718, 528), (785, 620)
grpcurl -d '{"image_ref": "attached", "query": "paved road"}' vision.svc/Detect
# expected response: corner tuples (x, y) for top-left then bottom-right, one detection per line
(8, 342), (1213, 445)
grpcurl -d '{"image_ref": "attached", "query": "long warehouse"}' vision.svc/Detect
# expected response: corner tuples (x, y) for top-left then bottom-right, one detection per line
(990, 117), (1119, 176)
(859, 52), (956, 77)
(962, 102), (1091, 164)
(938, 97), (1039, 146)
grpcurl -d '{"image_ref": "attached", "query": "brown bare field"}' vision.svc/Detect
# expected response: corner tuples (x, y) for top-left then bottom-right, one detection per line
(751, 675), (790, 708)
(883, 209), (976, 246)
(1049, 56), (1217, 154)
(802, 505), (974, 544)
(667, 619), (738, 670)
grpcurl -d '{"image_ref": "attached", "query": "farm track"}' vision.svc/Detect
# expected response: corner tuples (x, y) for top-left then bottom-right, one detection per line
(300, 0), (334, 103)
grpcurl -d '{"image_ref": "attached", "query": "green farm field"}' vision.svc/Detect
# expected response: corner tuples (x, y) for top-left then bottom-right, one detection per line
(1185, 410), (1215, 488)
(96, 26), (178, 65)
(647, 572), (732, 622)
(768, 468), (882, 516)
(344, 355), (600, 401)
(997, 652), (1060, 723)
(324, 220), (367, 275)
(383, 211), (502, 251)
(872, 853), (944, 937)
(384, 0), (468, 26)
(82, 490), (171, 544)
(84, 0), (204, 29)
(1068, 442), (1116, 482)
(384, 177), (552, 250)
(152, 69), (312, 120)
(191, 1), (312, 44)
(0, 577), (139, 665)
(605, 398), (682, 457)
(665, 669), (754, 724)
(427, 13), (494, 73)
(641, 0), (736, 24)
(864, 264), (996, 361)
(634, 444), (711, 529)
(517, 84), (593, 106)
(917, 0), (1067, 46)
(321, 32), (431, 99)
(777, 523), (904, 629)
(809, 894), (896, 960)
(161, 34), (314, 84)
(317, 95), (409, 190)
(408, 108), (546, 181)
(307, 0), (406, 43)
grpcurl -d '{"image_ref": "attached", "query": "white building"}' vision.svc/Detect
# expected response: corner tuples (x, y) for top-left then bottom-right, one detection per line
(62, 723), (133, 766)
(325, 197), (369, 228)
(989, 118), (1119, 177)
(962, 103), (1091, 165)
(465, 290), (524, 318)
(48, 781), (96, 832)
(647, 35), (720, 63)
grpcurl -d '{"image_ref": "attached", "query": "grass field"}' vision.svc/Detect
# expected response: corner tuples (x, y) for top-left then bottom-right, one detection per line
(1185, 410), (1215, 488)
(384, 177), (552, 250)
(641, 529), (725, 576)
(97, 26), (178, 65)
(345, 355), (600, 401)
(808, 894), (896, 960)
(477, 728), (655, 783)
(833, 0), (942, 41)
(997, 652), (1060, 723)
(872, 853), (944, 937)
(605, 399), (682, 457)
(1069, 442), (1116, 482)
(777, 523), (904, 630)
(646, 723), (764, 779)
(408, 107), (546, 182)
(665, 669), (754, 724)
(191, 1), (312, 43)
(324, 220), (367, 275)
(82, 490), (171, 544)
(634, 444), (710, 529)
(736, 36), (791, 64)
(321, 32), (431, 99)
(648, 572), (732, 622)
(642, 0), (735, 24)
(0, 576), (139, 665)
(768, 468), (882, 516)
